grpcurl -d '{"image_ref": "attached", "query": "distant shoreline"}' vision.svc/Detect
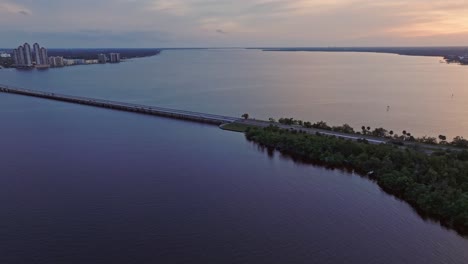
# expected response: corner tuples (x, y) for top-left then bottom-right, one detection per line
(255, 47), (468, 65)
(0, 48), (161, 69)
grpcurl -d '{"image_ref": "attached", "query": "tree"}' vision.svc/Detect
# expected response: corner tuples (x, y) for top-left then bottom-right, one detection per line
(452, 136), (468, 148)
(313, 121), (331, 130)
(268, 118), (276, 123)
(418, 136), (437, 145)
(372, 127), (388, 137)
(242, 113), (249, 120)
(333, 124), (355, 134)
(279, 118), (295, 125)
(402, 130), (408, 140)
(389, 130), (394, 136)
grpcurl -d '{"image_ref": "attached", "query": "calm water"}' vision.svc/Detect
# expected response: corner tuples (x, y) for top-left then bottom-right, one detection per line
(0, 50), (468, 263)
(1, 49), (468, 138)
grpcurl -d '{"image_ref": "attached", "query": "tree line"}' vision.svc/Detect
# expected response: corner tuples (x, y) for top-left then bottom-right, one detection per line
(245, 125), (468, 236)
(273, 118), (468, 148)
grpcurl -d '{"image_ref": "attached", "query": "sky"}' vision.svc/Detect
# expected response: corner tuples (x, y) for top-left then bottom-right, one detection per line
(1, 0), (468, 48)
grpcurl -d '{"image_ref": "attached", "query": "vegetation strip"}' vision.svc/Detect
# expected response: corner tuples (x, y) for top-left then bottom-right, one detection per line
(220, 123), (256, 132)
(245, 125), (468, 236)
(275, 118), (468, 148)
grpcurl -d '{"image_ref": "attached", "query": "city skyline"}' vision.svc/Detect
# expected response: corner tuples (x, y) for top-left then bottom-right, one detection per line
(10, 42), (122, 68)
(12, 42), (48, 68)
(1, 0), (468, 48)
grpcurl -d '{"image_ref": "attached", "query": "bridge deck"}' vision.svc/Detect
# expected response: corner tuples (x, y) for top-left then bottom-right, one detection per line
(0, 85), (239, 125)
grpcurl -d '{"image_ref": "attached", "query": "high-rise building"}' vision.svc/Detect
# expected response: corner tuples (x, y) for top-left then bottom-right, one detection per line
(39, 47), (48, 65)
(33, 43), (41, 65)
(17, 46), (26, 66)
(98, 54), (107, 63)
(109, 53), (121, 63)
(13, 43), (35, 67)
(12, 49), (20, 66)
(12, 42), (49, 68)
(23, 43), (32, 66)
(48, 56), (64, 67)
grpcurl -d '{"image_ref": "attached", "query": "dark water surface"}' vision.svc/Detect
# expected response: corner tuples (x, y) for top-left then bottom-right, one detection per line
(0, 50), (468, 263)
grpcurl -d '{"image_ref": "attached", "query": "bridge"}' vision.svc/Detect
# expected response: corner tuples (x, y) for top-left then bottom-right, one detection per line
(0, 85), (239, 125)
(0, 84), (393, 146)
(1, 84), (463, 154)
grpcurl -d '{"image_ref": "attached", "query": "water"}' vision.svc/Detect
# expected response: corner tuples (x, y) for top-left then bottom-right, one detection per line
(1, 49), (468, 138)
(0, 50), (467, 263)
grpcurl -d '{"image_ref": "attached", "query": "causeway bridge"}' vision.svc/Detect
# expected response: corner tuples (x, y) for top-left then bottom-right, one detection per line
(0, 84), (394, 146)
(0, 85), (239, 125)
(1, 84), (462, 153)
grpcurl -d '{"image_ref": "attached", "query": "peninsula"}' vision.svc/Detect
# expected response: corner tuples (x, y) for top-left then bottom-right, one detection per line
(257, 46), (468, 65)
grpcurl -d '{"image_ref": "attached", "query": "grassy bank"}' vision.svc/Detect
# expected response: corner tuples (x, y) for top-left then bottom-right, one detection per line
(220, 122), (255, 133)
(246, 125), (468, 236)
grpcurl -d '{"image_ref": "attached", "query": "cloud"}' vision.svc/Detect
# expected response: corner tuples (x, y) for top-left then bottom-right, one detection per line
(0, 29), (176, 48)
(2, 0), (468, 47)
(149, 0), (189, 16)
(0, 0), (31, 15)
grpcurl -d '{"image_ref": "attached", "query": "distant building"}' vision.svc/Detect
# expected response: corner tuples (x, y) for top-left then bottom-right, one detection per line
(33, 43), (41, 65)
(63, 59), (75, 66)
(13, 44), (33, 67)
(39, 47), (49, 66)
(12, 49), (19, 64)
(0, 52), (11, 58)
(23, 43), (32, 66)
(12, 42), (47, 68)
(32, 43), (49, 66)
(109, 53), (121, 63)
(49, 56), (64, 67)
(17, 46), (26, 66)
(98, 54), (107, 63)
(74, 59), (85, 65)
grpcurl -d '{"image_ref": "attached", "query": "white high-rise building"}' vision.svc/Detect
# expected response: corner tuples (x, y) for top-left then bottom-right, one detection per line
(39, 47), (48, 65)
(13, 43), (34, 67)
(23, 43), (32, 66)
(13, 42), (49, 68)
(33, 43), (41, 65)
(17, 46), (25, 66)
(49, 56), (64, 67)
(109, 53), (121, 63)
(12, 49), (20, 66)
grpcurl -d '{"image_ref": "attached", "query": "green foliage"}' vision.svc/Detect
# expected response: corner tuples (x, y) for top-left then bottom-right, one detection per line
(278, 118), (295, 125)
(452, 136), (468, 148)
(246, 126), (468, 235)
(371, 127), (388, 137)
(332, 124), (355, 134)
(0, 57), (14, 68)
(312, 121), (332, 130)
(272, 117), (468, 149)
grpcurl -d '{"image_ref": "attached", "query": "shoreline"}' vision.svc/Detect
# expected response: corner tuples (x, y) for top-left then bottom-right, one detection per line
(256, 47), (468, 65)
(245, 126), (468, 237)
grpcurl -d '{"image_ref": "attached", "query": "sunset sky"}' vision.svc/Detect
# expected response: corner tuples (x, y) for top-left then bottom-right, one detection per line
(1, 0), (468, 47)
